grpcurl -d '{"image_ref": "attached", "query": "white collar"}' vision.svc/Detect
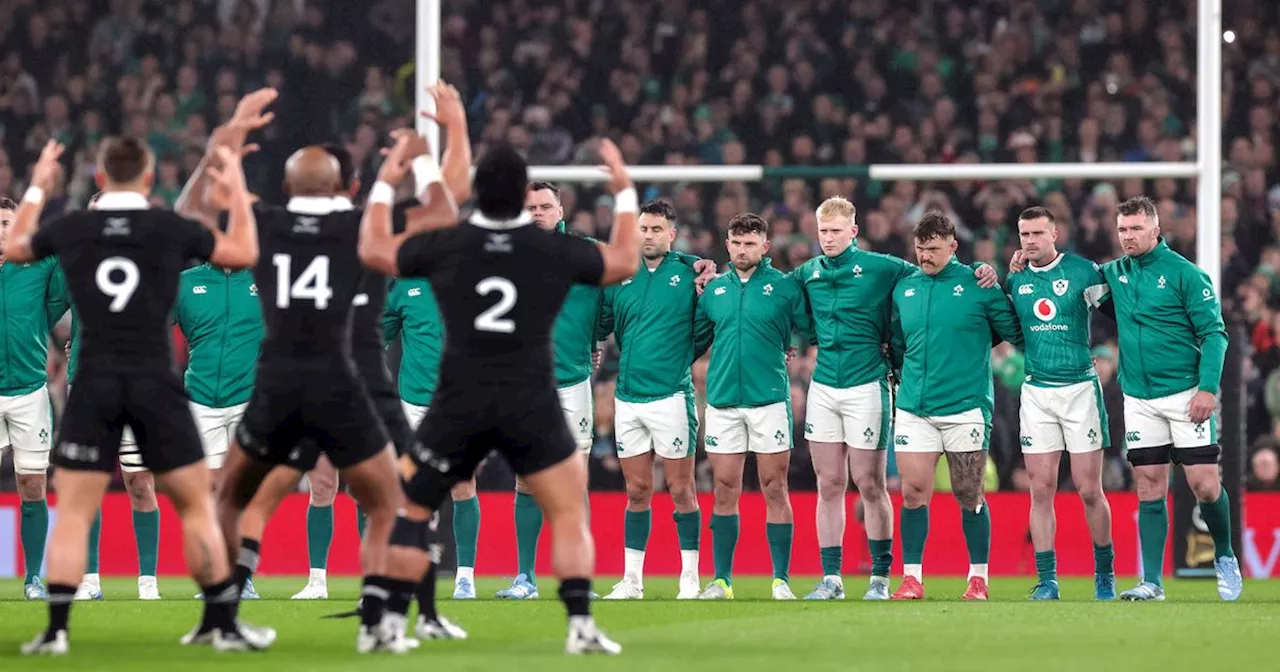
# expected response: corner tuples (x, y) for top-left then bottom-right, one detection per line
(1029, 252), (1065, 273)
(469, 210), (533, 230)
(286, 196), (353, 215)
(92, 192), (150, 211)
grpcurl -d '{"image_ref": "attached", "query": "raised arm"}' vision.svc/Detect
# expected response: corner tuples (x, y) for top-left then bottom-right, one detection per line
(203, 145), (259, 269)
(359, 134), (424, 276)
(418, 82), (473, 205)
(176, 88), (276, 228)
(4, 141), (65, 263)
(594, 139), (641, 286)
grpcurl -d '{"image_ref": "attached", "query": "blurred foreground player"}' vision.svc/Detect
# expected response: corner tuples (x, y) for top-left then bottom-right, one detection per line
(9, 137), (267, 654)
(358, 137), (642, 654)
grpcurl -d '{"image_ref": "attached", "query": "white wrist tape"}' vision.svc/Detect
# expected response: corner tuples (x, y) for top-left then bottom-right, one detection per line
(413, 156), (442, 188)
(23, 186), (45, 206)
(369, 181), (395, 206)
(614, 187), (638, 215)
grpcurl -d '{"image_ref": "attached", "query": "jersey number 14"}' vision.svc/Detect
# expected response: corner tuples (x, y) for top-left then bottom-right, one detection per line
(273, 254), (334, 309)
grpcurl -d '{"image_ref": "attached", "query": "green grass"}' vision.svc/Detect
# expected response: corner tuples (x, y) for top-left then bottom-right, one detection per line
(1, 577), (1278, 670)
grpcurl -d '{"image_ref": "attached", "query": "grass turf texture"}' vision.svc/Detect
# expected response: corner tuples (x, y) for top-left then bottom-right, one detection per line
(1, 577), (1278, 670)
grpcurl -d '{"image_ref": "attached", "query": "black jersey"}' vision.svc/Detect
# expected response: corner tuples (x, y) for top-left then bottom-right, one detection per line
(29, 193), (215, 372)
(252, 198), (366, 361)
(350, 200), (412, 355)
(394, 211), (605, 389)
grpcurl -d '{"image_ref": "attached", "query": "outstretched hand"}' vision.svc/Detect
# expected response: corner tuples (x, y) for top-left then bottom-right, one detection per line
(29, 140), (66, 192)
(596, 138), (632, 195)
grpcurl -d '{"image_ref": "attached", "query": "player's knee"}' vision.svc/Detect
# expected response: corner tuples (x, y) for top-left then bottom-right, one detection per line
(759, 475), (789, 504)
(15, 474), (46, 502)
(308, 476), (338, 506)
(1187, 475), (1222, 502)
(1029, 470), (1058, 496)
(1077, 483), (1104, 508)
(624, 479), (653, 507)
(712, 475), (741, 505)
(123, 472), (158, 509)
(850, 469), (886, 497)
(816, 471), (846, 498)
(668, 481), (697, 510)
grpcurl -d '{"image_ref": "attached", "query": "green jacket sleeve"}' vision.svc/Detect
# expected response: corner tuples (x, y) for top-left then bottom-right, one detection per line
(787, 267), (819, 346)
(382, 291), (403, 345)
(594, 289), (615, 341)
(692, 294), (714, 362)
(46, 264), (72, 329)
(888, 299), (905, 373)
(984, 288), (1023, 348)
(1183, 269), (1228, 394)
(672, 251), (703, 267)
(788, 278), (813, 346)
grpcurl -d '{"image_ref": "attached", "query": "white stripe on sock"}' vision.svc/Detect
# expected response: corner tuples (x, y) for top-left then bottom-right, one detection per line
(968, 563), (989, 580)
(904, 564), (923, 582)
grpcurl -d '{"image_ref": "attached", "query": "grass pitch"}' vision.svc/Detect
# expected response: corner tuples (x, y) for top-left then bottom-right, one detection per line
(1, 576), (1278, 671)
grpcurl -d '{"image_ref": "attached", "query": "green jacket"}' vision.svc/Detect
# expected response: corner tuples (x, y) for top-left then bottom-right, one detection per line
(1006, 252), (1109, 387)
(552, 222), (603, 388)
(790, 244), (914, 389)
(891, 257), (1023, 418)
(597, 251), (702, 403)
(383, 278), (444, 406)
(173, 265), (264, 408)
(693, 258), (809, 408)
(0, 259), (70, 396)
(1100, 238), (1227, 398)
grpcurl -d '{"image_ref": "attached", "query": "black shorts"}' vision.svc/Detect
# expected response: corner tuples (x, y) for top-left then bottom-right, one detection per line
(401, 384), (576, 509)
(57, 369), (203, 475)
(354, 349), (412, 456)
(236, 358), (390, 471)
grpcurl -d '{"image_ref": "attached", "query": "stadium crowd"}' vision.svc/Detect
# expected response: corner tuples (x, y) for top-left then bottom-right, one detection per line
(2, 0), (1280, 493)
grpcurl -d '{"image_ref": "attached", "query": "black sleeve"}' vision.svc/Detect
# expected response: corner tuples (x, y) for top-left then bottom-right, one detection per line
(395, 231), (443, 278)
(29, 215), (70, 260)
(559, 234), (606, 286)
(171, 213), (216, 261)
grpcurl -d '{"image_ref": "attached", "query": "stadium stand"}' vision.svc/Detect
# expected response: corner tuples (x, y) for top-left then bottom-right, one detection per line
(1, 0), (1279, 493)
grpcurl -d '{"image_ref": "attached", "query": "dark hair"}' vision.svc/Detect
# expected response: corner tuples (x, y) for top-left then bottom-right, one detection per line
(913, 210), (956, 241)
(98, 136), (153, 184)
(1018, 206), (1055, 224)
(473, 143), (528, 219)
(727, 213), (768, 237)
(639, 199), (677, 224)
(0, 197), (16, 211)
(1117, 196), (1158, 220)
(527, 180), (560, 201)
(320, 143), (356, 190)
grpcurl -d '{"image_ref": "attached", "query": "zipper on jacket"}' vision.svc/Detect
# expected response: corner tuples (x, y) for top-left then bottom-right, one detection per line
(622, 263), (654, 399)
(920, 277), (932, 412)
(736, 275), (745, 407)
(1132, 264), (1150, 393)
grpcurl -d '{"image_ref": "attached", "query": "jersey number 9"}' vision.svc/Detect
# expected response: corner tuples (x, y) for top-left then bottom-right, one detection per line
(273, 253), (334, 309)
(474, 276), (517, 333)
(95, 257), (140, 312)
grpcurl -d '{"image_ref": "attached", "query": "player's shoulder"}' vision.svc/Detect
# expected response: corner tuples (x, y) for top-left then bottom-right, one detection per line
(702, 271), (734, 295)
(863, 249), (913, 270)
(1060, 252), (1103, 275)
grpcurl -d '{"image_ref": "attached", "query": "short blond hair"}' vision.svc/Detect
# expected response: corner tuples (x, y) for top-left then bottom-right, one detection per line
(816, 196), (856, 224)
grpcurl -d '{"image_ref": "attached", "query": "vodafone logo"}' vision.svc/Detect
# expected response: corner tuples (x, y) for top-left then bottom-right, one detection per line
(1033, 298), (1057, 321)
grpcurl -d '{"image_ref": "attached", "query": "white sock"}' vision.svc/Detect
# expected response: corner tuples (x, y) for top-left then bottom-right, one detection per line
(624, 548), (645, 583)
(455, 566), (474, 583)
(82, 573), (100, 585)
(309, 568), (327, 583)
(904, 564), (923, 582)
(968, 563), (989, 581)
(824, 574), (844, 587)
(680, 550), (699, 576)
(869, 575), (888, 587)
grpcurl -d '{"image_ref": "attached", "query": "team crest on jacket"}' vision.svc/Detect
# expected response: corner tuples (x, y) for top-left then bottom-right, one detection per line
(762, 283), (774, 296)
(249, 284), (258, 296)
(1052, 279), (1069, 296)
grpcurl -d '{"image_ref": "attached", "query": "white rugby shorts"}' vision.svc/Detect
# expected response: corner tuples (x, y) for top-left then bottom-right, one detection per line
(704, 402), (791, 455)
(1123, 387), (1216, 450)
(1019, 380), (1107, 454)
(805, 379), (889, 449)
(893, 408), (989, 454)
(0, 386), (53, 474)
(614, 391), (697, 460)
(557, 379), (594, 453)
(190, 401), (246, 469)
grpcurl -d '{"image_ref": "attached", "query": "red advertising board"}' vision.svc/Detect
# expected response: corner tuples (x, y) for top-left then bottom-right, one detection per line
(3, 492), (1279, 578)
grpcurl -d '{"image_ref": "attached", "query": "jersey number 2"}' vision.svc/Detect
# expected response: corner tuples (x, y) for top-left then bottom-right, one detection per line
(95, 257), (140, 312)
(474, 277), (517, 333)
(273, 254), (334, 309)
